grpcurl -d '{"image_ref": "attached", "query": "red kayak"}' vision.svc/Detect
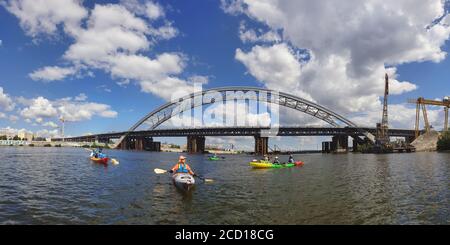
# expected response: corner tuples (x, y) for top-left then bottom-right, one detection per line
(294, 161), (304, 167)
(90, 157), (109, 165)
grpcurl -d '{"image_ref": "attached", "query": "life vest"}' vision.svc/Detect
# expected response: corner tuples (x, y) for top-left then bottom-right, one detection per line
(176, 163), (189, 173)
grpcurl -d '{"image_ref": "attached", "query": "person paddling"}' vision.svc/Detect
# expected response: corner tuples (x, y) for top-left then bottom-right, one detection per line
(288, 155), (295, 163)
(169, 156), (195, 176)
(273, 156), (280, 165)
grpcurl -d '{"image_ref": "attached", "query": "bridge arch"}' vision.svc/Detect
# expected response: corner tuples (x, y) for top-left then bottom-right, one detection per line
(113, 87), (375, 148)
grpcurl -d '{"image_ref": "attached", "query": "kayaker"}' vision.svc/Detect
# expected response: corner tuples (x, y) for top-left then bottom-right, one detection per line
(169, 156), (195, 176)
(288, 155), (295, 163)
(273, 156), (280, 165)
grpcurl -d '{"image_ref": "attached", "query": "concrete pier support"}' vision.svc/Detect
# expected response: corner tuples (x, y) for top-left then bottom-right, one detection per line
(187, 136), (205, 154)
(254, 135), (268, 155)
(120, 137), (129, 150)
(144, 137), (160, 151)
(118, 136), (160, 151)
(322, 141), (331, 153)
(331, 135), (349, 153)
(352, 139), (359, 152)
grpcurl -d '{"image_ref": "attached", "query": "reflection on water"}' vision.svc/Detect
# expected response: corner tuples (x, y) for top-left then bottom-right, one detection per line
(0, 147), (449, 224)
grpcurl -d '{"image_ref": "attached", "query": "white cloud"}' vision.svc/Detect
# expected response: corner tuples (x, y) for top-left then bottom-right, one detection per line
(57, 101), (118, 121)
(0, 87), (15, 111)
(19, 95), (117, 122)
(3, 0), (201, 100)
(351, 103), (442, 130)
(224, 0), (449, 126)
(35, 128), (59, 138)
(2, 0), (88, 37)
(20, 96), (58, 119)
(43, 121), (58, 128)
(0, 40), (2, 46)
(145, 1), (164, 20)
(74, 93), (87, 101)
(120, 0), (165, 20)
(0, 112), (6, 119)
(5, 1), (200, 101)
(239, 21), (281, 43)
(29, 66), (77, 81)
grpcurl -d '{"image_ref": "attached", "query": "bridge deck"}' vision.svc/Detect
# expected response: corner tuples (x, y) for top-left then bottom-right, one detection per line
(56, 127), (417, 142)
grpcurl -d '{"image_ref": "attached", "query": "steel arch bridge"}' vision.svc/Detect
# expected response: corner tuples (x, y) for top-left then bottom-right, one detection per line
(113, 87), (375, 148)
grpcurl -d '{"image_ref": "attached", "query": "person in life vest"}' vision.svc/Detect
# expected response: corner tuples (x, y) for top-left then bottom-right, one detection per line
(288, 155), (295, 163)
(273, 156), (280, 165)
(169, 156), (195, 176)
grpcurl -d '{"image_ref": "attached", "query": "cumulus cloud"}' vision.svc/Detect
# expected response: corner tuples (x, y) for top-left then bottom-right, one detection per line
(2, 0), (87, 37)
(223, 0), (449, 127)
(74, 93), (87, 101)
(351, 103), (442, 130)
(19, 95), (117, 122)
(239, 21), (281, 43)
(20, 96), (58, 119)
(35, 128), (59, 138)
(5, 1), (202, 101)
(120, 0), (165, 20)
(43, 121), (58, 128)
(29, 66), (77, 81)
(0, 87), (15, 111)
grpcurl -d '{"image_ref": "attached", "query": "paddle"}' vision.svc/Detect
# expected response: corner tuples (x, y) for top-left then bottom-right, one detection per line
(153, 168), (214, 183)
(84, 148), (119, 165)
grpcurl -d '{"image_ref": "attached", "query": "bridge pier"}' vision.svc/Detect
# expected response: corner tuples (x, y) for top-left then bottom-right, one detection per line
(254, 135), (268, 155)
(187, 136), (205, 154)
(353, 139), (359, 152)
(331, 135), (349, 153)
(144, 137), (161, 151)
(118, 136), (160, 151)
(322, 141), (331, 153)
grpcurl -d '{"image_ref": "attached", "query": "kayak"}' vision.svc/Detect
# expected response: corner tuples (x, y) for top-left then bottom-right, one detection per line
(249, 161), (295, 169)
(90, 157), (109, 165)
(208, 156), (223, 161)
(294, 161), (304, 167)
(172, 173), (195, 192)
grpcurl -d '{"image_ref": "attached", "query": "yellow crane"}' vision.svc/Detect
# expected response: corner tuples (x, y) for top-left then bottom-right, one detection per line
(408, 97), (449, 138)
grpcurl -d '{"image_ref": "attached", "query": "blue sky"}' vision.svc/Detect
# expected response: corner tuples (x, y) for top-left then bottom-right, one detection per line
(0, 0), (449, 149)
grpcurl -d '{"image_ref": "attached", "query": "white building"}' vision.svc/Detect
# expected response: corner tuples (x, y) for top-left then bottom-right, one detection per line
(18, 129), (34, 141)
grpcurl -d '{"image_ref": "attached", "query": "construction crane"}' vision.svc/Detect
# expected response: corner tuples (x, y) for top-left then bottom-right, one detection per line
(59, 116), (65, 142)
(408, 96), (450, 138)
(375, 73), (390, 145)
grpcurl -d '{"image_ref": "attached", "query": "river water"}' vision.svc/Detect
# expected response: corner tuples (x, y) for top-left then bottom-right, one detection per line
(0, 147), (448, 225)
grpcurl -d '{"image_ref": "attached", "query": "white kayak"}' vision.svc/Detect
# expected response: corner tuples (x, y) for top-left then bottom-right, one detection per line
(172, 173), (195, 192)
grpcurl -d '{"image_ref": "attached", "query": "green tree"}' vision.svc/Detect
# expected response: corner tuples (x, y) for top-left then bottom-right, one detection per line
(13, 135), (20, 140)
(437, 131), (450, 151)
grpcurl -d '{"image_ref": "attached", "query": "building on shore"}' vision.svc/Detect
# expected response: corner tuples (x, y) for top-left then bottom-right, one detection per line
(0, 128), (17, 139)
(18, 129), (34, 142)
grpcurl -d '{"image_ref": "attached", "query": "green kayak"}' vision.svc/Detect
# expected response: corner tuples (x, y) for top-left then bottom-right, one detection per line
(208, 156), (223, 161)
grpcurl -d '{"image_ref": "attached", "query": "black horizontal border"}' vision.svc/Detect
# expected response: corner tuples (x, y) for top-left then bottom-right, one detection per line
(0, 225), (447, 244)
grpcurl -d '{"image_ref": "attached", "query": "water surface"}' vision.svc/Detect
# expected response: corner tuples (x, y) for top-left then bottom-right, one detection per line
(0, 147), (448, 224)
